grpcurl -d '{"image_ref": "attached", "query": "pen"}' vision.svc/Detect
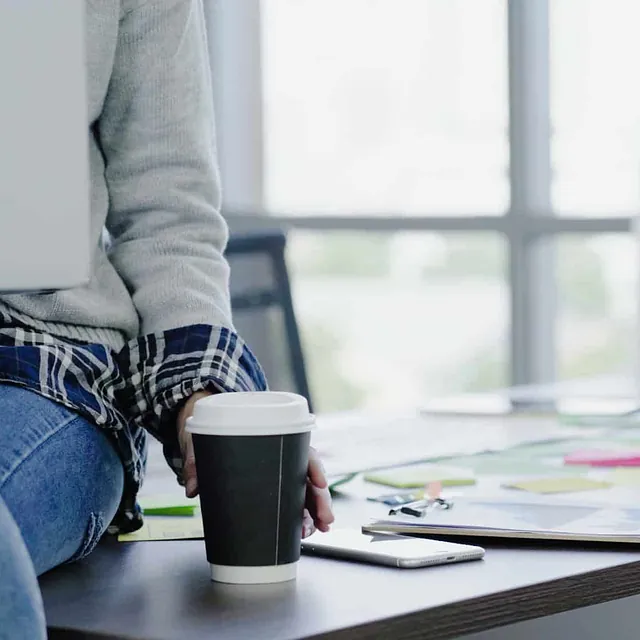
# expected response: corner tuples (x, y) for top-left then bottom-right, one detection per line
(387, 481), (454, 517)
(388, 498), (429, 517)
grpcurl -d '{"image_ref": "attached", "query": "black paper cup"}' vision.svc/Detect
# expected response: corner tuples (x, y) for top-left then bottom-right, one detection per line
(187, 392), (314, 584)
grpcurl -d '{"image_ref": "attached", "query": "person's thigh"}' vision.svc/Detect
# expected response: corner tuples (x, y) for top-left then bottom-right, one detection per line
(0, 384), (124, 575)
(0, 494), (46, 639)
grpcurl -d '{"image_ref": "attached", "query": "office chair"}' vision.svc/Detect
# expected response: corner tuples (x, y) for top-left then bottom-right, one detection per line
(226, 231), (314, 412)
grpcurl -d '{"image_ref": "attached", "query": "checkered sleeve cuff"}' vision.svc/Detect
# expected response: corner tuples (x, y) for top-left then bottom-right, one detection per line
(119, 324), (267, 480)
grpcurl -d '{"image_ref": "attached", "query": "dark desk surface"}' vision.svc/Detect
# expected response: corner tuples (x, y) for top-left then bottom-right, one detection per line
(41, 522), (640, 640)
(41, 438), (640, 640)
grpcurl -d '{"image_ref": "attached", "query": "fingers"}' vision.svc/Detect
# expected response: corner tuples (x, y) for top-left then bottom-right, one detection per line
(183, 433), (199, 498)
(178, 416), (198, 497)
(302, 509), (315, 538)
(305, 447), (334, 532)
(177, 391), (211, 499)
(306, 480), (334, 533)
(307, 447), (328, 489)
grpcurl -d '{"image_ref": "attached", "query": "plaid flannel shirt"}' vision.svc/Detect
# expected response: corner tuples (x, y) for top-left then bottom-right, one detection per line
(0, 309), (267, 533)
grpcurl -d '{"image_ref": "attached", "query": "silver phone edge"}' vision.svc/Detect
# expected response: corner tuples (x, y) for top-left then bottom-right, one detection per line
(398, 548), (485, 568)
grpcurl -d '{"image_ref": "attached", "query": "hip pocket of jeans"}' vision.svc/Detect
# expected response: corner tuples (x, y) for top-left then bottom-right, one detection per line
(68, 512), (106, 563)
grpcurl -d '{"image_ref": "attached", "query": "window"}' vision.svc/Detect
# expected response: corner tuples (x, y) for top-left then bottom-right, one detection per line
(261, 0), (508, 215)
(550, 0), (640, 215)
(557, 235), (638, 381)
(208, 1), (637, 411)
(289, 232), (507, 411)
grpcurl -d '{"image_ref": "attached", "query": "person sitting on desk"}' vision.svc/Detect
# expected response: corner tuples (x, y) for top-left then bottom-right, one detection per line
(0, 2), (334, 638)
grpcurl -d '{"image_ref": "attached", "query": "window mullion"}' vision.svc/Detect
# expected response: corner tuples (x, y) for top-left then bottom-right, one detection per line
(507, 0), (556, 390)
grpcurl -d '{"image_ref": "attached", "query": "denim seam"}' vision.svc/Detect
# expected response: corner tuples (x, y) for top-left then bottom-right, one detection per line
(67, 512), (106, 563)
(0, 414), (86, 490)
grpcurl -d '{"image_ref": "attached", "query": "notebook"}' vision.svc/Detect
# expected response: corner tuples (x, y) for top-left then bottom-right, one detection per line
(364, 498), (640, 544)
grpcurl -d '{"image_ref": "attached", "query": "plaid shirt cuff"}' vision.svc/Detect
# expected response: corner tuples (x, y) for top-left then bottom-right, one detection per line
(119, 324), (267, 480)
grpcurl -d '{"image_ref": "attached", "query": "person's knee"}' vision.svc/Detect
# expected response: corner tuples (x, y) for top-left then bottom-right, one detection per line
(61, 421), (125, 564)
(1, 407), (124, 575)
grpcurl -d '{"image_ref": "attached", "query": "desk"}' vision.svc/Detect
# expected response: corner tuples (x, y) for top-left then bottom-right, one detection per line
(41, 406), (640, 640)
(41, 495), (640, 640)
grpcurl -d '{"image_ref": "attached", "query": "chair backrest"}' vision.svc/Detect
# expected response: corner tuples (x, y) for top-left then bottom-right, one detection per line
(226, 231), (314, 411)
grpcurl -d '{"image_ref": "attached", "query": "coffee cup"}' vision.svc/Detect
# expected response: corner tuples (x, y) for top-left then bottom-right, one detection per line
(186, 391), (314, 584)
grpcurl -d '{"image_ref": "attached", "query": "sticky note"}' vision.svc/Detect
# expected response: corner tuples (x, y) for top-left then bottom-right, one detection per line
(118, 516), (204, 542)
(364, 464), (476, 489)
(606, 468), (640, 486)
(503, 477), (612, 494)
(138, 494), (198, 517)
(564, 450), (640, 467)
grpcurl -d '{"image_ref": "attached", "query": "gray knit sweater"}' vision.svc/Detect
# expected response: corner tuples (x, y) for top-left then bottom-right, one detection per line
(0, 0), (232, 352)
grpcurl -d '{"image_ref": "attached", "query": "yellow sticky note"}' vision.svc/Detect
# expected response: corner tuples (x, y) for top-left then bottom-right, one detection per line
(606, 468), (640, 486)
(118, 516), (204, 542)
(503, 477), (612, 494)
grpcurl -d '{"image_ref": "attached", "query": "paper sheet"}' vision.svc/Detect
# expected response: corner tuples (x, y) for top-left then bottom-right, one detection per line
(606, 468), (640, 486)
(440, 453), (564, 476)
(118, 516), (204, 542)
(311, 411), (589, 477)
(508, 439), (617, 458)
(364, 464), (476, 489)
(503, 477), (612, 494)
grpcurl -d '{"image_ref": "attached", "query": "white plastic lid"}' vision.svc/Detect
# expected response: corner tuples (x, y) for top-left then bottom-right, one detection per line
(186, 391), (315, 436)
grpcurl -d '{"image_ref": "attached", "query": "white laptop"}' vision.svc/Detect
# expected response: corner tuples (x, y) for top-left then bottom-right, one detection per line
(0, 1), (90, 292)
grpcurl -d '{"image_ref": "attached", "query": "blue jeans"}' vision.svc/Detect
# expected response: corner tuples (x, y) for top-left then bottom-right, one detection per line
(0, 385), (124, 639)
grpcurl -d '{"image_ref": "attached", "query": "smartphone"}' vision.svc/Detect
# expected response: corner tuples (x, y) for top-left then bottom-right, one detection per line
(301, 528), (484, 569)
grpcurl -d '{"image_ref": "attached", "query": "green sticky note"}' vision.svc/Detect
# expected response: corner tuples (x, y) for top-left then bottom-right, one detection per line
(364, 464), (476, 489)
(139, 494), (197, 517)
(440, 453), (560, 476)
(509, 440), (587, 458)
(142, 505), (197, 516)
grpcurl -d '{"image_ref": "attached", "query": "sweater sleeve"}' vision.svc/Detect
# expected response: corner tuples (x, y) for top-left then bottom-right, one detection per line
(99, 0), (232, 335)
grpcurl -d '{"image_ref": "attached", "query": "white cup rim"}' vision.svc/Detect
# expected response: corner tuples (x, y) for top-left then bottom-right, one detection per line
(187, 415), (316, 437)
(186, 391), (315, 437)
